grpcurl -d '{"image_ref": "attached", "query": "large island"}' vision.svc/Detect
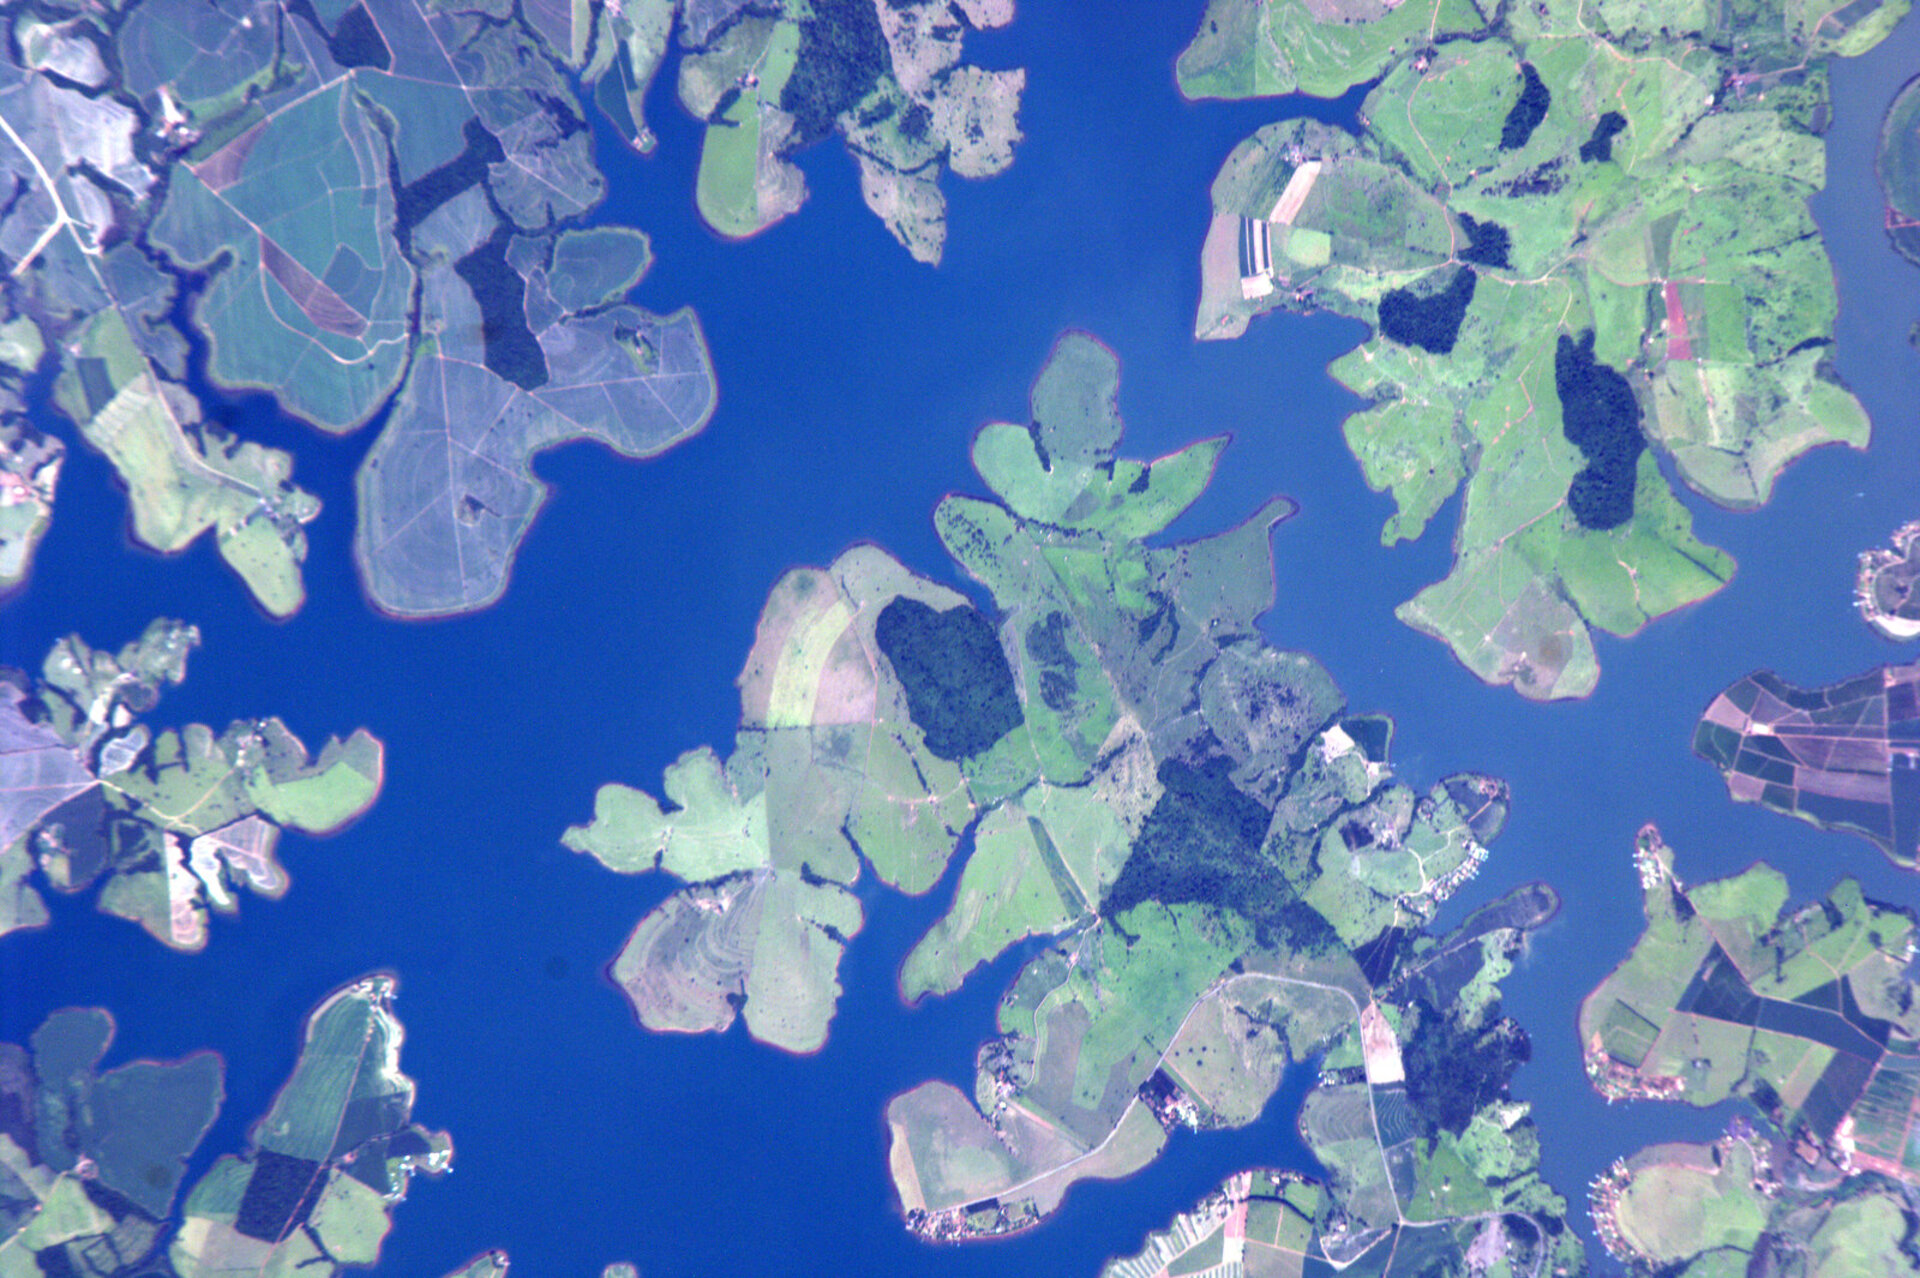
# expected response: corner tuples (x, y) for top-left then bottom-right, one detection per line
(567, 332), (1583, 1259)
(1183, 0), (1900, 698)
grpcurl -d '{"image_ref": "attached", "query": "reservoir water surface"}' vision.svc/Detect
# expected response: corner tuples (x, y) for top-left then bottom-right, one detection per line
(4, 3), (1919, 1273)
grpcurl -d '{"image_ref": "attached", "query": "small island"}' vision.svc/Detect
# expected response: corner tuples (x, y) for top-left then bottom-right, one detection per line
(587, 0), (1024, 264)
(1856, 521), (1920, 639)
(1, 974), (484, 1276)
(1580, 827), (1920, 1274)
(567, 332), (1582, 1252)
(0, 619), (385, 950)
(1183, 0), (1896, 698)
(1695, 664), (1920, 869)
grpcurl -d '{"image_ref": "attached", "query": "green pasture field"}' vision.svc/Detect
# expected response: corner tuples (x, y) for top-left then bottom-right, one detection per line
(1615, 1143), (1765, 1263)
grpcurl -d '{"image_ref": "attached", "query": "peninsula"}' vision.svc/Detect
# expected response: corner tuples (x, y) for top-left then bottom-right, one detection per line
(1581, 827), (1920, 1273)
(0, 0), (718, 618)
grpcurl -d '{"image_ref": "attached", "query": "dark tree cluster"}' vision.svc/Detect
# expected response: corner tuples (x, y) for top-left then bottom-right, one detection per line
(1103, 757), (1269, 921)
(1555, 329), (1644, 530)
(1352, 927), (1411, 987)
(1499, 63), (1551, 151)
(287, 0), (390, 70)
(1378, 268), (1477, 355)
(1400, 1000), (1532, 1135)
(1579, 111), (1628, 163)
(874, 597), (1023, 761)
(1102, 755), (1339, 951)
(233, 1150), (326, 1241)
(393, 118), (506, 246)
(1456, 213), (1511, 269)
(780, 0), (892, 148)
(1024, 611), (1077, 713)
(455, 230), (549, 391)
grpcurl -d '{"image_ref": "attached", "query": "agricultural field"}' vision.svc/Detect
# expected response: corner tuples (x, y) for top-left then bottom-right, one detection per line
(0, 619), (384, 951)
(1592, 1127), (1920, 1277)
(1, 976), (484, 1277)
(1093, 884), (1581, 1276)
(1695, 664), (1920, 868)
(1186, 0), (1894, 698)
(0, 0), (718, 618)
(1583, 828), (1920, 1272)
(1581, 825), (1920, 1136)
(590, 0), (1025, 263)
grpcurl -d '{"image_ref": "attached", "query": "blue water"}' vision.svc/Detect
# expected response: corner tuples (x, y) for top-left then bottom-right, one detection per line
(2, 0), (1918, 1272)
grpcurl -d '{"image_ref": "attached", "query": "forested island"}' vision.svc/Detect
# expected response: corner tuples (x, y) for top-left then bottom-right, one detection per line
(566, 332), (1582, 1261)
(1185, 0), (1898, 698)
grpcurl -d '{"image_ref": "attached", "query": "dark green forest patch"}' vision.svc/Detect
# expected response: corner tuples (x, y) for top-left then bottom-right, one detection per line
(875, 596), (1023, 760)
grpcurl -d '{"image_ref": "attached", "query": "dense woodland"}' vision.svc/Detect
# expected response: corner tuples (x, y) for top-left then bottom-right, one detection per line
(1456, 214), (1511, 269)
(233, 1151), (326, 1241)
(781, 0), (892, 147)
(1101, 754), (1341, 953)
(1401, 1000), (1532, 1136)
(1378, 268), (1477, 355)
(1499, 63), (1550, 151)
(1555, 330), (1643, 530)
(1579, 111), (1627, 163)
(874, 597), (1023, 760)
(454, 231), (550, 391)
(391, 118), (506, 248)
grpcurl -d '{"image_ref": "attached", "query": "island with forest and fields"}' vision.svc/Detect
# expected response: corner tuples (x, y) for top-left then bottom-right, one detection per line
(589, 0), (1024, 264)
(1183, 0), (1901, 699)
(565, 332), (1584, 1261)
